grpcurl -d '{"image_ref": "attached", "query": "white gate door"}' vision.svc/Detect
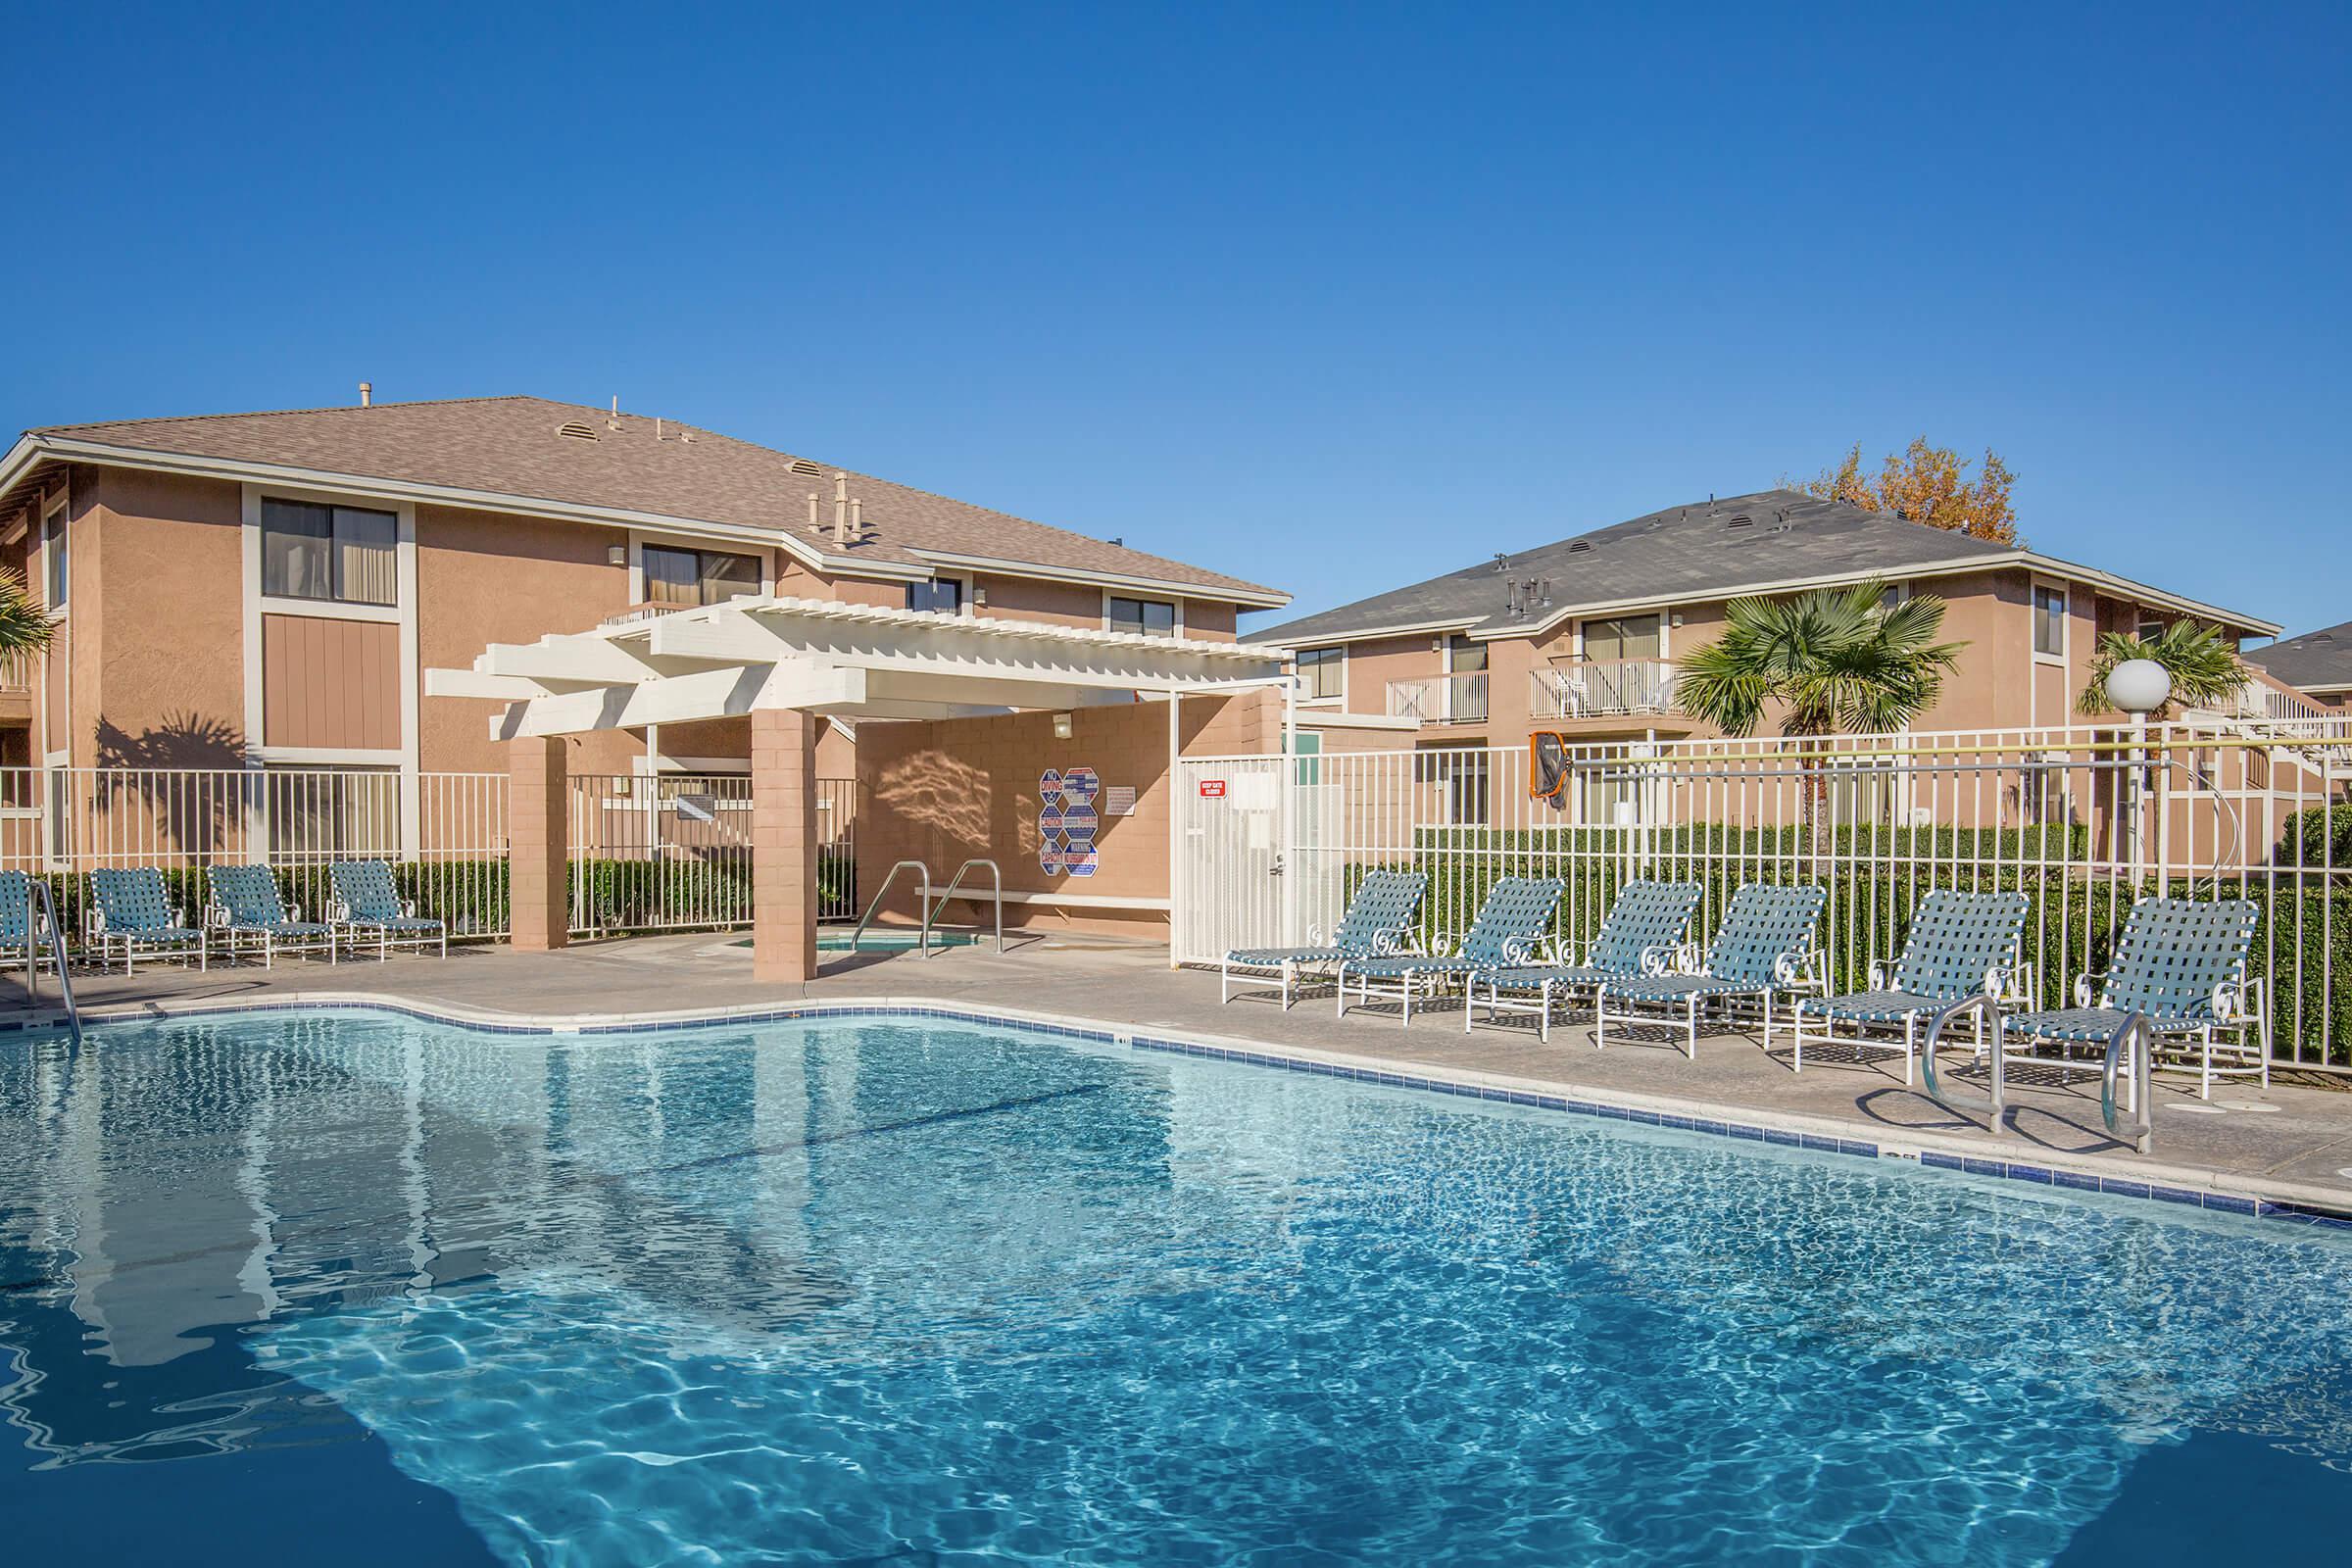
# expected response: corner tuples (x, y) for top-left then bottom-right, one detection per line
(1175, 756), (1287, 964)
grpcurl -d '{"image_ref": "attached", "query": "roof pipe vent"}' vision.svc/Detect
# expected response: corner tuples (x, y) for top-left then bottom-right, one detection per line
(359, 381), (371, 408)
(832, 472), (850, 544)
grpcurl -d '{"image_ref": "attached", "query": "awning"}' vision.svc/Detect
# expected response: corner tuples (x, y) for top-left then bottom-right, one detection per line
(426, 596), (1292, 738)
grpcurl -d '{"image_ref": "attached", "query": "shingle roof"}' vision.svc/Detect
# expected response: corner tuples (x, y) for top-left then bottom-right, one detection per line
(25, 395), (1282, 603)
(1256, 489), (2008, 643)
(2248, 619), (2352, 692)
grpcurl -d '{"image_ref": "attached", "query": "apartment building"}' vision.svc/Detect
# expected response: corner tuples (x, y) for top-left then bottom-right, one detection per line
(0, 395), (1286, 847)
(2249, 621), (2352, 711)
(1254, 489), (2287, 819)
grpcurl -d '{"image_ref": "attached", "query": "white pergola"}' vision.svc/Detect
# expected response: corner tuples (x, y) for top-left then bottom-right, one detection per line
(426, 595), (1292, 734)
(427, 597), (1295, 980)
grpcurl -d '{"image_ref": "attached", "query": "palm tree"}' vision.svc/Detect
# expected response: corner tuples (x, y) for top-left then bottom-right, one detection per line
(1676, 580), (1966, 858)
(2076, 620), (2248, 719)
(0, 567), (50, 658)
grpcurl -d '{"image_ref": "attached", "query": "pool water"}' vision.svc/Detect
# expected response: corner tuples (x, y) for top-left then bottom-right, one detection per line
(5, 1011), (2352, 1565)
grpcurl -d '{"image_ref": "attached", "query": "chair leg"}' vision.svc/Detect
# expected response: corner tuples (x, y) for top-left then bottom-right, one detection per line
(1539, 981), (1552, 1045)
(1903, 1014), (1916, 1087)
(1401, 970), (1413, 1028)
(1281, 961), (1294, 1011)
(1686, 996), (1698, 1059)
(1220, 959), (1230, 1004)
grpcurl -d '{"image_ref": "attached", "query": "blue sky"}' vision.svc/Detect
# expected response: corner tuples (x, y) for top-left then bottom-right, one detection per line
(3, 3), (2344, 638)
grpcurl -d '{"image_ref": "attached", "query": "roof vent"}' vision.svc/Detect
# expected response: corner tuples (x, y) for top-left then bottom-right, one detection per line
(1726, 513), (1754, 529)
(1566, 540), (1592, 554)
(788, 459), (824, 477)
(557, 422), (599, 442)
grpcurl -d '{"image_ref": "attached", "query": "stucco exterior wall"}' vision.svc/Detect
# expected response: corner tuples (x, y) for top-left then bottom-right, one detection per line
(85, 468), (244, 768)
(854, 689), (1278, 937)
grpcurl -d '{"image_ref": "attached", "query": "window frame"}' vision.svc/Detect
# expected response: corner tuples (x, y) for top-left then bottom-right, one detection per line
(1296, 645), (1344, 703)
(39, 493), (67, 618)
(639, 542), (765, 610)
(905, 575), (969, 615)
(259, 497), (401, 608)
(2032, 580), (2068, 662)
(1107, 594), (1178, 639)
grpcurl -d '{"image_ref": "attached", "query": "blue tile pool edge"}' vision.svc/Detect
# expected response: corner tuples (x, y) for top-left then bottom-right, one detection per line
(9, 996), (2348, 1230)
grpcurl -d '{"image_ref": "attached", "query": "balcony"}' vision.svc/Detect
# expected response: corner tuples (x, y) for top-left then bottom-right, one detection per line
(1531, 660), (1677, 720)
(1387, 671), (1489, 724)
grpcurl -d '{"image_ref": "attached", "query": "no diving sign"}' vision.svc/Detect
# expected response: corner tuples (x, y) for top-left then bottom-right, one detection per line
(1199, 779), (1227, 798)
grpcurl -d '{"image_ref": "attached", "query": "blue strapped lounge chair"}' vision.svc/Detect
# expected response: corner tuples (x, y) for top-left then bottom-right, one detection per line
(1464, 879), (1703, 1042)
(1595, 883), (1826, 1058)
(0, 869), (44, 970)
(1789, 889), (2030, 1083)
(208, 864), (337, 968)
(88, 866), (209, 973)
(1337, 876), (1564, 1027)
(1222, 869), (1427, 1006)
(328, 860), (448, 958)
(1998, 897), (2266, 1099)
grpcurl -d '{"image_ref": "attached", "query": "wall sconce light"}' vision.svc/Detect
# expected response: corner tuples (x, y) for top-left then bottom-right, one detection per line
(973, 585), (988, 609)
(607, 544), (627, 567)
(1052, 711), (1074, 740)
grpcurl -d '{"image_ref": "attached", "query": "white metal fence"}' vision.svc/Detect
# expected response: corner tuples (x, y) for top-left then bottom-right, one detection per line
(0, 766), (512, 941)
(1177, 723), (2352, 1070)
(565, 773), (859, 936)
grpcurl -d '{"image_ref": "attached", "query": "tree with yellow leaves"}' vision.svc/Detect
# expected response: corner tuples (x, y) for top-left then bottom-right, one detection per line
(1796, 438), (2020, 546)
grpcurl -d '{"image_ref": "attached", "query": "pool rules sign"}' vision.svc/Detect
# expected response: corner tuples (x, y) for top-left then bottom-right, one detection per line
(1038, 767), (1102, 877)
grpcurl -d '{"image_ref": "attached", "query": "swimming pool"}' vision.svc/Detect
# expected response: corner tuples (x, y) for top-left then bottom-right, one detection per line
(4, 1008), (2350, 1565)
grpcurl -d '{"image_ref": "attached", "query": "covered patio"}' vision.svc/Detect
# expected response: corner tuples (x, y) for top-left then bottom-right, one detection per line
(426, 597), (1292, 979)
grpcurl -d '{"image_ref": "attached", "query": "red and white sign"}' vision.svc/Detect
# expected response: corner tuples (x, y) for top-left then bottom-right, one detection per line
(1199, 779), (1227, 798)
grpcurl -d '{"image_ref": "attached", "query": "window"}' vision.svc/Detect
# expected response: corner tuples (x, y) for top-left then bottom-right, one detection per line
(262, 499), (398, 606)
(1298, 646), (1343, 701)
(1109, 597), (1176, 638)
(2033, 584), (2067, 658)
(2135, 617), (2165, 642)
(262, 765), (400, 858)
(42, 502), (68, 612)
(643, 545), (760, 609)
(1581, 614), (1661, 662)
(1881, 582), (1910, 611)
(1447, 635), (1489, 722)
(1416, 748), (1490, 825)
(906, 578), (963, 614)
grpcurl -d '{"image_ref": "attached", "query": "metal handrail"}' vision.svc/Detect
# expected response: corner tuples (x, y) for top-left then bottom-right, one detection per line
(922, 858), (1004, 956)
(2101, 1011), (2156, 1154)
(851, 860), (933, 954)
(24, 879), (80, 1045)
(1919, 991), (2005, 1130)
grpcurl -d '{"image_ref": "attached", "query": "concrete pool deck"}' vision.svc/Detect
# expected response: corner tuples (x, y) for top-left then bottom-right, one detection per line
(7, 929), (2352, 1216)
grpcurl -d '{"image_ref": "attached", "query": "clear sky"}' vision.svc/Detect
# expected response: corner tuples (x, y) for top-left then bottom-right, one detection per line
(3, 3), (2344, 639)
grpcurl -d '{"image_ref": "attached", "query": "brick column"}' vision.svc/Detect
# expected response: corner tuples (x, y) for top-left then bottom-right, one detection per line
(509, 736), (568, 952)
(753, 706), (820, 984)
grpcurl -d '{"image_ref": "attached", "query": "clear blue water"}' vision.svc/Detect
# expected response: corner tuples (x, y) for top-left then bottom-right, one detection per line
(5, 1011), (2352, 1566)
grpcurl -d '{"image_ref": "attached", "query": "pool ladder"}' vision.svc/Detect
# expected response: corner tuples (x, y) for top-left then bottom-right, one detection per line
(21, 880), (81, 1046)
(850, 859), (1004, 957)
(1920, 992), (2153, 1154)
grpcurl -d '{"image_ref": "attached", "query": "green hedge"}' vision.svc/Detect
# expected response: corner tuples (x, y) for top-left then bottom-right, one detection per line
(24, 855), (854, 950)
(1349, 850), (2352, 1065)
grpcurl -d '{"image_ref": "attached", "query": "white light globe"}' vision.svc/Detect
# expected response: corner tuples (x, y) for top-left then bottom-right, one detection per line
(2104, 658), (2172, 715)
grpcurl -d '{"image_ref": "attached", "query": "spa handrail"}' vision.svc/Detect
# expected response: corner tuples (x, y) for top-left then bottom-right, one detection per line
(852, 861), (934, 954)
(922, 859), (1004, 956)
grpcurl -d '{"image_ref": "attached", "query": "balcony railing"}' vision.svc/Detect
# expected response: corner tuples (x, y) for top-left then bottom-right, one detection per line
(1387, 671), (1490, 724)
(1531, 659), (1677, 720)
(0, 649), (34, 696)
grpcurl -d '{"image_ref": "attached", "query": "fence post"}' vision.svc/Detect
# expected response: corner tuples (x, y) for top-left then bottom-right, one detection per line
(752, 707), (819, 984)
(509, 737), (568, 952)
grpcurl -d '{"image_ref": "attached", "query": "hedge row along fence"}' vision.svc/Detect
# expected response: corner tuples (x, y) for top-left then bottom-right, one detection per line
(14, 858), (856, 952)
(1330, 826), (2350, 1065)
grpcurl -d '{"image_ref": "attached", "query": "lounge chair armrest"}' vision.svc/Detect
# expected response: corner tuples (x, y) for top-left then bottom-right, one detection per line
(2074, 970), (2104, 1008)
(1994, 961), (2035, 1004)
(1668, 940), (1700, 974)
(2213, 976), (2263, 1023)
(1868, 957), (1893, 991)
(1304, 922), (1323, 946)
(1427, 928), (1459, 958)
(1638, 943), (1677, 976)
(402, 898), (419, 918)
(1775, 946), (1825, 993)
(1500, 935), (1540, 966)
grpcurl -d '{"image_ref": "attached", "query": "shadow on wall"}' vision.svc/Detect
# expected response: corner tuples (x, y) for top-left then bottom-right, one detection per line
(89, 713), (252, 857)
(873, 750), (997, 850)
